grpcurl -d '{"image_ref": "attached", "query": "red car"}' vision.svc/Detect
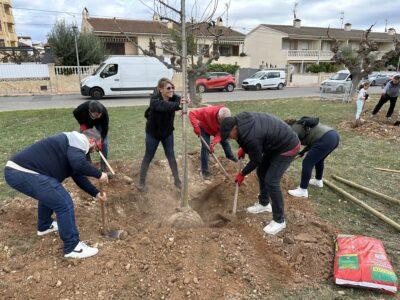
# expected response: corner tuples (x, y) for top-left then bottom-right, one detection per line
(196, 72), (236, 93)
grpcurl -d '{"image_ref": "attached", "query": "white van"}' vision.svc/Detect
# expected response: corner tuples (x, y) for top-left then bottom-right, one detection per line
(80, 56), (173, 99)
(242, 70), (286, 91)
(320, 69), (352, 93)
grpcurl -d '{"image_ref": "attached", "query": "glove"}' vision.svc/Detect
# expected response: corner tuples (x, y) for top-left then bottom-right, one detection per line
(237, 148), (245, 159)
(298, 152), (305, 158)
(210, 136), (221, 154)
(80, 124), (88, 132)
(193, 126), (201, 137)
(96, 140), (103, 151)
(235, 172), (245, 186)
(365, 93), (369, 101)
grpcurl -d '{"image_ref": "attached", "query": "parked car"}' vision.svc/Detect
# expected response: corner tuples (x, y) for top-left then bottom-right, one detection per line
(320, 70), (352, 93)
(241, 70), (286, 91)
(80, 55), (173, 99)
(196, 72), (236, 93)
(368, 73), (391, 86)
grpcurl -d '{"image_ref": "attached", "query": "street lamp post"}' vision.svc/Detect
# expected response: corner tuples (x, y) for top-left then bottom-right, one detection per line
(72, 25), (81, 84)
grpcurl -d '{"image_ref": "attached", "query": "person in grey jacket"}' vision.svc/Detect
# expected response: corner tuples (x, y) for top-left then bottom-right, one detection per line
(286, 117), (340, 198)
(372, 75), (400, 121)
(220, 112), (300, 235)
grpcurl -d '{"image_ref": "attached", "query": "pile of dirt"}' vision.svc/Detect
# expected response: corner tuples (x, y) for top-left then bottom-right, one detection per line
(0, 154), (336, 299)
(339, 110), (400, 140)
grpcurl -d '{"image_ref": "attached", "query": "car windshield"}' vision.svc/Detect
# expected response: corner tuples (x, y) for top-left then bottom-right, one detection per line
(330, 73), (349, 80)
(93, 63), (106, 75)
(250, 72), (266, 79)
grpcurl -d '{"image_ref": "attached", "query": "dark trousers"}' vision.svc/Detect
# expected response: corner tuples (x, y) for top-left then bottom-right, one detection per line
(84, 125), (109, 171)
(4, 168), (80, 254)
(372, 94), (398, 118)
(139, 133), (179, 184)
(300, 131), (340, 189)
(257, 153), (295, 223)
(200, 128), (235, 174)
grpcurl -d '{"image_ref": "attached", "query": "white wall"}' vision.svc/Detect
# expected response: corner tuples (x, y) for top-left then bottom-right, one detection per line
(244, 26), (287, 68)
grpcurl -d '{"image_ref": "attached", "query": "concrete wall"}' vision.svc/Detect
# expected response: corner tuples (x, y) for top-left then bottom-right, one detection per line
(244, 26), (287, 69)
(288, 72), (335, 87)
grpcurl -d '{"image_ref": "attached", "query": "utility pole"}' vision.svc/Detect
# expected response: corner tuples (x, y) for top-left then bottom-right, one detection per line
(180, 0), (189, 207)
(340, 11), (344, 29)
(72, 25), (81, 84)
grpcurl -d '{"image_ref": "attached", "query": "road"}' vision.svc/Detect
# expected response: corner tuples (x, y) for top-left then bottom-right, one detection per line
(0, 86), (383, 112)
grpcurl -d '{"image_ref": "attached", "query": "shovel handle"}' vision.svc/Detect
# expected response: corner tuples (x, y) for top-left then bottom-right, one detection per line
(232, 158), (243, 215)
(199, 136), (230, 180)
(99, 182), (106, 232)
(99, 151), (116, 175)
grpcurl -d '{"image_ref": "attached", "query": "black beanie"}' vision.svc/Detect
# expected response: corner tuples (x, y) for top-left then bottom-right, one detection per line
(220, 117), (237, 141)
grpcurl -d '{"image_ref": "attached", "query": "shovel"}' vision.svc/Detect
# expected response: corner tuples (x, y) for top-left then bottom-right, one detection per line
(199, 136), (230, 180)
(98, 152), (124, 239)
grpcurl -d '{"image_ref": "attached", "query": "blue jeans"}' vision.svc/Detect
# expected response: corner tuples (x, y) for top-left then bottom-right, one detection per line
(300, 130), (340, 189)
(257, 153), (294, 223)
(4, 168), (80, 254)
(200, 128), (236, 174)
(139, 133), (179, 184)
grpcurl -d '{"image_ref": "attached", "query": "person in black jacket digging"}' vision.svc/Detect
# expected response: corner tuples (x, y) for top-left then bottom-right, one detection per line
(220, 112), (300, 235)
(139, 78), (187, 191)
(73, 100), (109, 171)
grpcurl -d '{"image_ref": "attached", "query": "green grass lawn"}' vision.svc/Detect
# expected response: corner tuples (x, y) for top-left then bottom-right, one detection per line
(0, 98), (399, 298)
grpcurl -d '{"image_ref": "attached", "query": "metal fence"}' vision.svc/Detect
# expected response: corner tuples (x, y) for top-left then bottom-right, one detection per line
(54, 65), (99, 76)
(0, 63), (49, 79)
(320, 81), (353, 103)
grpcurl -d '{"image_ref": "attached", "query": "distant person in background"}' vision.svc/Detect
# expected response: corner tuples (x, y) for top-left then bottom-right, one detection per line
(372, 75), (400, 121)
(73, 100), (109, 171)
(354, 82), (370, 127)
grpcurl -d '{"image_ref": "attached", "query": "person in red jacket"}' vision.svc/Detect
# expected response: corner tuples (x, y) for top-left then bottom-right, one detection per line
(189, 105), (237, 179)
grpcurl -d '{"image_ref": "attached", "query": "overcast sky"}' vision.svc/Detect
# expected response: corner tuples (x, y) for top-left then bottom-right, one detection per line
(12, 0), (400, 42)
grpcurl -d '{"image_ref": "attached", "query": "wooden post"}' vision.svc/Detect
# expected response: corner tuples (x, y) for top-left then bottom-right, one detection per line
(374, 167), (400, 174)
(332, 175), (400, 205)
(324, 180), (400, 232)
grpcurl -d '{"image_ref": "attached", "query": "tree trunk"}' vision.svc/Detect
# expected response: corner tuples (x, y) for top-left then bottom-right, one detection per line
(188, 74), (202, 107)
(350, 73), (363, 99)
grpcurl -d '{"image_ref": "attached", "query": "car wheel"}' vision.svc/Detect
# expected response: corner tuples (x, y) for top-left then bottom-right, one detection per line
(198, 84), (206, 93)
(371, 80), (376, 86)
(277, 83), (284, 90)
(255, 84), (261, 91)
(90, 87), (104, 100)
(226, 83), (235, 92)
(243, 87), (248, 91)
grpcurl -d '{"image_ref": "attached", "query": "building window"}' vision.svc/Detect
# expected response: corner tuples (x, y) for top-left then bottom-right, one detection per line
(7, 23), (13, 33)
(105, 42), (125, 55)
(299, 41), (310, 50)
(282, 40), (290, 50)
(219, 45), (233, 56)
(4, 5), (11, 15)
(232, 45), (239, 56)
(0, 39), (5, 47)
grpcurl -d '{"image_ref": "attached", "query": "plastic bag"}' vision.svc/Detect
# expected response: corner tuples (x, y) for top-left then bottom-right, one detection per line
(334, 234), (398, 294)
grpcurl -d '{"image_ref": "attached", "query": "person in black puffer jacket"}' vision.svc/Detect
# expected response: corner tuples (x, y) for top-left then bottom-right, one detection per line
(220, 112), (300, 235)
(139, 78), (186, 190)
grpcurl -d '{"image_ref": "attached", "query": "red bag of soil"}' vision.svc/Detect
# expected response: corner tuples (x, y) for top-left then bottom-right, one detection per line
(334, 234), (398, 294)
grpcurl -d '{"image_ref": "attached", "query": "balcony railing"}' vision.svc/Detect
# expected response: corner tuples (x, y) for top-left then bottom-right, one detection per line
(286, 50), (333, 60)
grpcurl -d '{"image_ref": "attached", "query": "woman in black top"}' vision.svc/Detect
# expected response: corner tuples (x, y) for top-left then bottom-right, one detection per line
(139, 78), (186, 190)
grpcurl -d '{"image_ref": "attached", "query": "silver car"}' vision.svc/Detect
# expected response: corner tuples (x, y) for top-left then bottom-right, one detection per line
(368, 74), (390, 86)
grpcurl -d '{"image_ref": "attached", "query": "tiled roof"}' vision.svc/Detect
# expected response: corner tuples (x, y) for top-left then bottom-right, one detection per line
(87, 18), (245, 40)
(262, 24), (398, 42)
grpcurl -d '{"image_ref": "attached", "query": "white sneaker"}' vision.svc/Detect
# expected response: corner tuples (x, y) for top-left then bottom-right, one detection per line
(37, 221), (58, 236)
(263, 220), (286, 235)
(288, 187), (308, 198)
(246, 202), (272, 214)
(64, 242), (98, 259)
(309, 179), (323, 188)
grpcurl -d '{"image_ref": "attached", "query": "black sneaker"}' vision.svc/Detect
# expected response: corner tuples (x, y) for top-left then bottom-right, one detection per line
(394, 121), (400, 126)
(202, 171), (211, 180)
(228, 156), (238, 163)
(138, 181), (146, 192)
(174, 179), (182, 190)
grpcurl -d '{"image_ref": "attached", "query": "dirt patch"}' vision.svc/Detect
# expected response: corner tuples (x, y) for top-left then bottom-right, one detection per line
(339, 110), (400, 141)
(0, 154), (336, 299)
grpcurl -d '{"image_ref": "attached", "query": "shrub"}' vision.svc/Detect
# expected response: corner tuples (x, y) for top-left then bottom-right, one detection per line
(207, 63), (240, 75)
(306, 62), (338, 73)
